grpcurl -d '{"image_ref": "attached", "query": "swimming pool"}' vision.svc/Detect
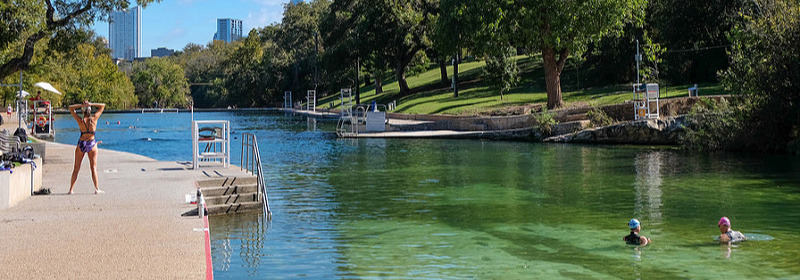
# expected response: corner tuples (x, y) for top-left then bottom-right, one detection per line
(53, 111), (800, 279)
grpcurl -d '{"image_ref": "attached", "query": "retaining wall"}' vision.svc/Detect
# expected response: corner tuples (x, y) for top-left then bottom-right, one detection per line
(0, 157), (43, 210)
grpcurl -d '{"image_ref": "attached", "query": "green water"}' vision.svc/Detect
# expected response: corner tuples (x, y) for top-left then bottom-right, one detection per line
(207, 114), (800, 279)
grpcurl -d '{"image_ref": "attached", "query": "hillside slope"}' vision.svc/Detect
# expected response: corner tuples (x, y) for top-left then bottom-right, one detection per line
(316, 55), (725, 115)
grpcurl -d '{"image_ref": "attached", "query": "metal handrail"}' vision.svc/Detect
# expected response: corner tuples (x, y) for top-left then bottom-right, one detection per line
(241, 133), (272, 220)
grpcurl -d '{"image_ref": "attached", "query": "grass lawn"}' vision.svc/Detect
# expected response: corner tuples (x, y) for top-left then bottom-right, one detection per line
(315, 55), (727, 115)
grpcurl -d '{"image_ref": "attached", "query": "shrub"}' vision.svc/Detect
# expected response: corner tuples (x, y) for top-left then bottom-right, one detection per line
(586, 107), (613, 128)
(703, 0), (800, 153)
(680, 98), (747, 151)
(534, 109), (559, 136)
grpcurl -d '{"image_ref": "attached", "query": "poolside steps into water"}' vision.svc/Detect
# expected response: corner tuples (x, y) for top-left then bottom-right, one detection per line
(196, 176), (263, 216)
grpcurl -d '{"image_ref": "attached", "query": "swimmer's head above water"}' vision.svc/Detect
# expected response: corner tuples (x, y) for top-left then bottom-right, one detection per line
(628, 219), (641, 230)
(718, 216), (747, 243)
(718, 217), (731, 234)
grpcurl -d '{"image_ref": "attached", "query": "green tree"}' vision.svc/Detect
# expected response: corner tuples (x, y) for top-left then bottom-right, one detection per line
(321, 0), (369, 102)
(515, 0), (647, 109)
(175, 41), (235, 108)
(223, 29), (267, 107)
(279, 1), (329, 94)
(325, 0), (436, 98)
(131, 57), (189, 108)
(483, 46), (519, 100)
(434, 0), (475, 97)
(375, 0), (437, 96)
(647, 0), (745, 83)
(712, 0), (799, 152)
(0, 0), (161, 81)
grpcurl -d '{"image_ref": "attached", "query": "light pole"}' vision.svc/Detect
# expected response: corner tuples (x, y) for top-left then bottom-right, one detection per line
(635, 39), (641, 85)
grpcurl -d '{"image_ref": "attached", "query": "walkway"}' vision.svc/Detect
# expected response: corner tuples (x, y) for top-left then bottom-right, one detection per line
(0, 113), (248, 279)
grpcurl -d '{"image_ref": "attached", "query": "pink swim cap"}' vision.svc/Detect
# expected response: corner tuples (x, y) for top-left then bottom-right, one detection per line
(718, 217), (731, 226)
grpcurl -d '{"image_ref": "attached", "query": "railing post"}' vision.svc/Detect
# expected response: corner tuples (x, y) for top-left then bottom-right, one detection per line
(197, 189), (205, 218)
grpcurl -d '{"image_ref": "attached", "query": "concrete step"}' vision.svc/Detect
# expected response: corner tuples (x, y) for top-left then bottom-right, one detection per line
(199, 184), (258, 197)
(206, 201), (263, 215)
(204, 193), (260, 205)
(196, 176), (257, 188)
(569, 107), (592, 114)
(565, 113), (588, 122)
(552, 120), (591, 136)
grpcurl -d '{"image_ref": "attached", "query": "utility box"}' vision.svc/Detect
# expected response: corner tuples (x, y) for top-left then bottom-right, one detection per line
(365, 111), (386, 132)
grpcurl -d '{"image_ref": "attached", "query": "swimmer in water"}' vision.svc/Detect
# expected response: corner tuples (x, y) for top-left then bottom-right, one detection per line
(623, 219), (651, 246)
(718, 217), (746, 243)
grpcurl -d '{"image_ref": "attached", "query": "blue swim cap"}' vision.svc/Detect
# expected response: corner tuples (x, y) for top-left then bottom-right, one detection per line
(628, 219), (640, 229)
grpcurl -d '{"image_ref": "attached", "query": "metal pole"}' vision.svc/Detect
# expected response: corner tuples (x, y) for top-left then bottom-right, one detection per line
(18, 71), (23, 130)
(635, 40), (641, 85)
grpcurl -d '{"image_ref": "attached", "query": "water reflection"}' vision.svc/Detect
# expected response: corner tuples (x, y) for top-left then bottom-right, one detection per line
(633, 151), (663, 231)
(212, 213), (271, 276)
(306, 117), (317, 131)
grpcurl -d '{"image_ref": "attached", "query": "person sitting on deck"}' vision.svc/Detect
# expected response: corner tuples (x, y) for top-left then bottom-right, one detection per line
(718, 217), (747, 243)
(623, 218), (651, 246)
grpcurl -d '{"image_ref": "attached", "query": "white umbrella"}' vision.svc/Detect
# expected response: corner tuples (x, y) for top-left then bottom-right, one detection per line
(33, 82), (62, 95)
(16, 90), (30, 97)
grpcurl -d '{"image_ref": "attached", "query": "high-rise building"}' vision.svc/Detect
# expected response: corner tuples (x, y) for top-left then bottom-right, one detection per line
(213, 18), (243, 43)
(151, 47), (175, 58)
(109, 6), (141, 60)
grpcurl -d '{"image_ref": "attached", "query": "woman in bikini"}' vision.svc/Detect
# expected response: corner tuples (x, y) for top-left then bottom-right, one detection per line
(68, 100), (105, 194)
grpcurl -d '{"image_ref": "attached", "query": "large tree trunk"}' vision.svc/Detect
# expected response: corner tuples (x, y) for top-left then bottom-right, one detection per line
(395, 63), (410, 95)
(375, 70), (383, 94)
(439, 59), (448, 86)
(355, 59), (361, 104)
(542, 47), (569, 109)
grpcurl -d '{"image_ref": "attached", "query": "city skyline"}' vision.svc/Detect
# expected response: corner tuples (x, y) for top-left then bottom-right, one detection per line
(214, 18), (244, 43)
(92, 0), (293, 57)
(108, 6), (141, 60)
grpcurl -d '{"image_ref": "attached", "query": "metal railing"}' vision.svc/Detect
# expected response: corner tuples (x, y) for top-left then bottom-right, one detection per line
(241, 133), (272, 220)
(142, 108), (180, 113)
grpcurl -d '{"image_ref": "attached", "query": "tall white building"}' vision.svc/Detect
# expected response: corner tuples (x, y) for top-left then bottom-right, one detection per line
(213, 18), (243, 43)
(109, 6), (141, 60)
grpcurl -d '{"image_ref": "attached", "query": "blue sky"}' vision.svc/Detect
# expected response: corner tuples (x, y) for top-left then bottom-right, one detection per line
(91, 0), (296, 57)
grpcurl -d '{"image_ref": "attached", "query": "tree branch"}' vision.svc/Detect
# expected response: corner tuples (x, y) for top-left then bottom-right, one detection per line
(0, 0), (95, 80)
(50, 1), (95, 30)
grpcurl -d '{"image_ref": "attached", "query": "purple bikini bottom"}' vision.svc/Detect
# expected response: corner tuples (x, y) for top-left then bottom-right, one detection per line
(77, 139), (97, 153)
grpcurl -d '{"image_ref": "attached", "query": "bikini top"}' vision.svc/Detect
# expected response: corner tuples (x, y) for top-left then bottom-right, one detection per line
(80, 117), (95, 135)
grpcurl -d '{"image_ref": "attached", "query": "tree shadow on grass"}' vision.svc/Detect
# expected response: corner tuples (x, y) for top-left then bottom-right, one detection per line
(430, 100), (497, 115)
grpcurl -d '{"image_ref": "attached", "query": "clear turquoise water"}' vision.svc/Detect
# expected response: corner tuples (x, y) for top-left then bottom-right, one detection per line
(53, 111), (800, 279)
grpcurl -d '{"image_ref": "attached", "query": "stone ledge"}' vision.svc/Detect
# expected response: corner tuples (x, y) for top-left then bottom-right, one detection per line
(544, 116), (687, 144)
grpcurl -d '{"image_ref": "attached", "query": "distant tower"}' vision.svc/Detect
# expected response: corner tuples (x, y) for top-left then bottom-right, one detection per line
(213, 18), (243, 43)
(109, 6), (141, 60)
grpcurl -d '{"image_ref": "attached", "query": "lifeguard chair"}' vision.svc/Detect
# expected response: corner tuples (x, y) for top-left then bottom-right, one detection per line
(192, 120), (230, 169)
(31, 100), (54, 139)
(633, 83), (659, 120)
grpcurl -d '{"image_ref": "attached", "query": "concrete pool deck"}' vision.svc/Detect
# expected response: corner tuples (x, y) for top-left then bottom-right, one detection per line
(0, 114), (249, 279)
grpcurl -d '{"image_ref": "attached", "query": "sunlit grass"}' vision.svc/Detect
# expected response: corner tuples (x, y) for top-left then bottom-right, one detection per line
(315, 55), (727, 115)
